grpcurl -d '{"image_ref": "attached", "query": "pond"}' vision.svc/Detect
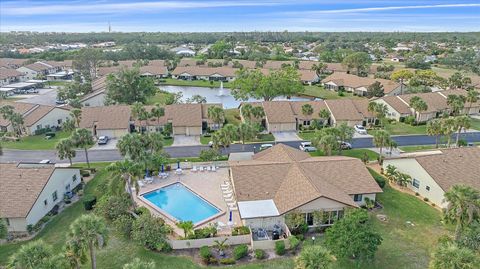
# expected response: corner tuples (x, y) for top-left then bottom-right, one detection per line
(160, 85), (313, 109)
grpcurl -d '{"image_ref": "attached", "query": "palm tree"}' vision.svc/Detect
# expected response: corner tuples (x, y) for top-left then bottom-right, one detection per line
(107, 159), (142, 201)
(123, 258), (156, 269)
(65, 236), (88, 269)
(368, 102), (388, 127)
(72, 128), (94, 169)
(251, 106), (265, 122)
(430, 242), (479, 269)
(237, 122), (256, 149)
(301, 104), (314, 117)
(149, 103), (165, 131)
(70, 108), (82, 128)
(444, 185), (480, 240)
(56, 138), (76, 165)
(453, 116), (471, 147)
(394, 172), (412, 188)
(426, 119), (443, 148)
(240, 103), (253, 121)
(131, 102), (148, 133)
(373, 130), (391, 157)
(447, 95), (466, 116)
(312, 132), (337, 156)
(176, 221), (194, 238)
(68, 214), (108, 269)
(146, 132), (164, 154)
(212, 125), (237, 149)
(9, 240), (60, 269)
(318, 109), (330, 128)
(441, 117), (456, 147)
(409, 96), (428, 122)
(465, 90), (479, 115)
(311, 62), (328, 77)
(62, 118), (76, 133)
(207, 106), (225, 129)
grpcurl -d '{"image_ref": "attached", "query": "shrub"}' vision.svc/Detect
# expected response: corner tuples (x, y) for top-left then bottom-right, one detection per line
(373, 174), (386, 188)
(199, 246), (215, 264)
(190, 225), (217, 239)
(232, 226), (250, 236)
(415, 192), (420, 196)
(254, 249), (266, 259)
(233, 244), (249, 260)
(132, 214), (172, 251)
(199, 149), (221, 161)
(275, 240), (286, 256)
(423, 197), (429, 202)
(80, 170), (90, 177)
(83, 195), (96, 210)
(219, 258), (236, 265)
(296, 234), (305, 241)
(404, 116), (416, 125)
(113, 214), (134, 238)
(431, 203), (436, 207)
(288, 236), (301, 250)
(295, 245), (336, 269)
(95, 195), (131, 221)
(134, 206), (150, 216)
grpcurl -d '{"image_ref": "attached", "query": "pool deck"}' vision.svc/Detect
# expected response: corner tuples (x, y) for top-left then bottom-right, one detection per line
(134, 167), (241, 237)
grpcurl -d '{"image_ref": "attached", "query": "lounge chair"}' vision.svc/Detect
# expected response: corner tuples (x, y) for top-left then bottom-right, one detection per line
(228, 206), (238, 211)
(206, 166), (211, 172)
(223, 192), (233, 199)
(211, 166), (217, 172)
(221, 184), (230, 190)
(224, 196), (235, 202)
(223, 189), (233, 195)
(199, 166), (204, 172)
(221, 181), (230, 187)
(192, 166), (198, 172)
(217, 221), (227, 231)
(226, 201), (237, 207)
(138, 181), (145, 188)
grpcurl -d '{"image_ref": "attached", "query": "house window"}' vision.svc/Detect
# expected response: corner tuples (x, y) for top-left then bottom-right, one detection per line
(57, 119), (62, 125)
(303, 120), (311, 126)
(65, 184), (71, 192)
(353, 194), (363, 202)
(412, 178), (420, 188)
(306, 213), (314, 226)
(36, 124), (42, 130)
(72, 174), (77, 182)
(44, 199), (48, 206)
(5, 218), (9, 226)
(426, 186), (430, 191)
(52, 191), (58, 202)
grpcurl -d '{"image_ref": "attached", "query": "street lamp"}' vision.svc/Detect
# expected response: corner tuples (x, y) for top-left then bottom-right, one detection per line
(312, 236), (316, 245)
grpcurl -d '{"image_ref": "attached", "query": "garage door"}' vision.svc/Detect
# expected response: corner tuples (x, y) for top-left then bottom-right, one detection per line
(186, 127), (202, 136)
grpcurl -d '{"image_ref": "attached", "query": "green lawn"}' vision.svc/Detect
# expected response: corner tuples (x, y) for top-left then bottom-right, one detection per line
(225, 108), (242, 125)
(297, 131), (316, 140)
(247, 133), (275, 143)
(399, 145), (438, 152)
(200, 135), (211, 145)
(309, 148), (379, 161)
(146, 90), (175, 105)
(470, 117), (480, 131)
(369, 122), (427, 136)
(163, 137), (174, 147)
(158, 78), (233, 88)
(1, 131), (71, 150)
(303, 85), (360, 100)
(46, 81), (71, 87)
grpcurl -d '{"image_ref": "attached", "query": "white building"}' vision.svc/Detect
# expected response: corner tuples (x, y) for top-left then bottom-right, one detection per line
(0, 163), (81, 233)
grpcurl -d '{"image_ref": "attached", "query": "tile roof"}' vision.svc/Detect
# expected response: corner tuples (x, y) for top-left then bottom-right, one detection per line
(0, 58), (29, 68)
(380, 96), (412, 114)
(415, 147), (480, 192)
(262, 101), (296, 124)
(399, 92), (449, 113)
(230, 144), (382, 215)
(80, 105), (132, 130)
(22, 62), (53, 72)
(322, 73), (400, 93)
(139, 65), (168, 76)
(0, 163), (55, 218)
(171, 66), (238, 77)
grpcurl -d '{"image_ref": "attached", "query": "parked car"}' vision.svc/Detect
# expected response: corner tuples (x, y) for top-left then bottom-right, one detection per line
(339, 141), (352, 150)
(45, 132), (56, 139)
(299, 142), (317, 152)
(259, 144), (273, 151)
(208, 141), (214, 147)
(55, 99), (66, 105)
(26, 88), (39, 94)
(97, 136), (109, 145)
(39, 159), (51, 164)
(354, 125), (367, 135)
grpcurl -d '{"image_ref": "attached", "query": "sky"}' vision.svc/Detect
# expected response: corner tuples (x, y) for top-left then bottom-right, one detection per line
(1, 0), (480, 32)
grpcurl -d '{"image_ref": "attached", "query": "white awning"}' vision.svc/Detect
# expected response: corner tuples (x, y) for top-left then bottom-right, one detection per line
(228, 152), (254, 161)
(238, 200), (279, 219)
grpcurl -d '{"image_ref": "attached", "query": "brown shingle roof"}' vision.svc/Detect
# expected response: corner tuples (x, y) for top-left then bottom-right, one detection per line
(80, 105), (132, 130)
(0, 68), (24, 80)
(322, 73), (400, 93)
(415, 147), (480, 192)
(139, 65), (168, 76)
(381, 96), (412, 114)
(262, 101), (296, 124)
(231, 144), (382, 214)
(0, 164), (55, 218)
(22, 62), (51, 72)
(0, 102), (60, 127)
(399, 92), (448, 113)
(172, 66), (238, 77)
(325, 99), (368, 121)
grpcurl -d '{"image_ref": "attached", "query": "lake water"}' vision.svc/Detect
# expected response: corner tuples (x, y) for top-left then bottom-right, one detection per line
(160, 85), (313, 109)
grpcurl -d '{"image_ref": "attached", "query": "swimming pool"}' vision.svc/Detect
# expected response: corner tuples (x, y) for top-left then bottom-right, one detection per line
(141, 183), (220, 224)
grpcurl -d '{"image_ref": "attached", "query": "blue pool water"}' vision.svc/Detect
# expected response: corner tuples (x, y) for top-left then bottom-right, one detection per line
(142, 183), (220, 224)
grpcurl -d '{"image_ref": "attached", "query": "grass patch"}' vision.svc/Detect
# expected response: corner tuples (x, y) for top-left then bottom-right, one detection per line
(46, 81), (71, 87)
(469, 117), (480, 131)
(225, 108), (242, 126)
(302, 85), (360, 100)
(158, 78), (233, 88)
(297, 131), (316, 140)
(200, 135), (212, 145)
(369, 122), (427, 136)
(309, 148), (379, 161)
(1, 130), (71, 150)
(163, 137), (174, 147)
(399, 145), (438, 152)
(146, 90), (174, 105)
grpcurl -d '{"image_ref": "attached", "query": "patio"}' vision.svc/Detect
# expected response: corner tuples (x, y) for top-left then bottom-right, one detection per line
(134, 166), (241, 237)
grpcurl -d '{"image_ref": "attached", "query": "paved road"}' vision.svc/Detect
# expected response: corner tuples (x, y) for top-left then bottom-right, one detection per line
(1, 132), (480, 164)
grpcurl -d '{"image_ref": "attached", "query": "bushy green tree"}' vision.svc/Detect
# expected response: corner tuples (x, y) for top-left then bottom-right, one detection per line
(132, 214), (172, 251)
(106, 68), (156, 104)
(295, 245), (336, 269)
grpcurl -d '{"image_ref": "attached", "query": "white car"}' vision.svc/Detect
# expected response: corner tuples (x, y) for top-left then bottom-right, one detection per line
(259, 144), (274, 151)
(354, 125), (368, 135)
(299, 142), (317, 152)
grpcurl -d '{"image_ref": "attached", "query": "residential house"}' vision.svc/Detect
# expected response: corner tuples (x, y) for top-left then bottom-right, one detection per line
(383, 147), (480, 208)
(230, 144), (382, 230)
(79, 105), (133, 138)
(239, 99), (373, 132)
(0, 162), (81, 233)
(322, 73), (403, 96)
(0, 58), (29, 69)
(16, 62), (59, 80)
(0, 68), (26, 86)
(171, 66), (237, 82)
(0, 102), (70, 135)
(79, 77), (107, 107)
(374, 96), (412, 121)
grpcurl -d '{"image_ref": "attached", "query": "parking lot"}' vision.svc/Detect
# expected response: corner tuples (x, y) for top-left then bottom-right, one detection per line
(14, 87), (59, 106)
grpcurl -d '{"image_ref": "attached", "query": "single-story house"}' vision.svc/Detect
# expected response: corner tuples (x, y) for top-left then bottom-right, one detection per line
(97, 60), (168, 78)
(230, 144), (382, 230)
(383, 147), (480, 208)
(0, 68), (26, 86)
(0, 162), (81, 233)
(0, 102), (70, 135)
(79, 105), (133, 138)
(16, 62), (60, 80)
(377, 89), (480, 123)
(171, 66), (237, 82)
(79, 77), (107, 107)
(0, 58), (29, 69)
(325, 99), (375, 127)
(322, 73), (403, 96)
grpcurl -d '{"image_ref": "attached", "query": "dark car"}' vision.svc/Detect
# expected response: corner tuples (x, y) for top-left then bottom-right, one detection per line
(97, 136), (109, 145)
